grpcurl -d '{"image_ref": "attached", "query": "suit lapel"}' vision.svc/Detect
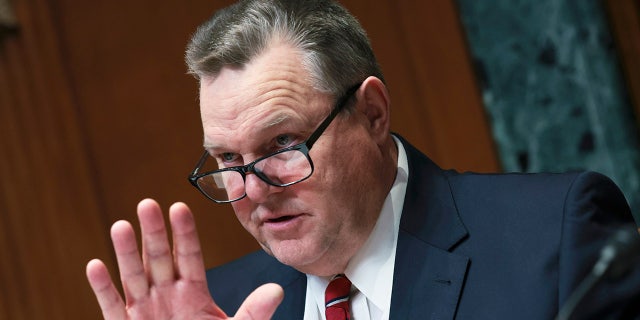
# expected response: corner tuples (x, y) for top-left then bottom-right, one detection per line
(390, 136), (470, 319)
(254, 257), (307, 319)
(260, 136), (470, 319)
(274, 271), (306, 319)
(391, 232), (469, 319)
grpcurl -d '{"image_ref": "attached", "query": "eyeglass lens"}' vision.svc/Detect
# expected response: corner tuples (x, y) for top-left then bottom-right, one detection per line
(196, 148), (313, 202)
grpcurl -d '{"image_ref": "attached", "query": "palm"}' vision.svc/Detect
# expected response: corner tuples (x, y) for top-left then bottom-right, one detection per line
(86, 199), (282, 320)
(118, 277), (220, 319)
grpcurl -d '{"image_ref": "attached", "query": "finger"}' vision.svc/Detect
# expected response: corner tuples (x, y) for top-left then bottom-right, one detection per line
(138, 198), (175, 286)
(234, 283), (284, 320)
(170, 202), (206, 281)
(86, 259), (127, 319)
(111, 220), (149, 301)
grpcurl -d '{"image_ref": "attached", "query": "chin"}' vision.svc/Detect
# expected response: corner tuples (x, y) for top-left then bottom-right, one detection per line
(267, 239), (325, 271)
(271, 241), (346, 276)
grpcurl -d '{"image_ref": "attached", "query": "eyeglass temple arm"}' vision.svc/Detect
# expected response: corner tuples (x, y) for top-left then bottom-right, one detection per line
(190, 150), (210, 177)
(306, 83), (361, 148)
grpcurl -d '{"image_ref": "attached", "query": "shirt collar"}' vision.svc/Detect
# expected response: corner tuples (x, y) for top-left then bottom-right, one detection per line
(305, 136), (409, 318)
(344, 135), (408, 313)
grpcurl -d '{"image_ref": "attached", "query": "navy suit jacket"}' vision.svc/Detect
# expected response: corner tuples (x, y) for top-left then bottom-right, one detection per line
(207, 136), (640, 319)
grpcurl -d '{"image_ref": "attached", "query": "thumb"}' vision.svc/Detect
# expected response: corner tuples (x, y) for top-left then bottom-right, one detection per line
(234, 283), (284, 320)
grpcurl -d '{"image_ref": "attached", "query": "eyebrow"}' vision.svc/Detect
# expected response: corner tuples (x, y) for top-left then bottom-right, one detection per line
(263, 112), (292, 128)
(202, 111), (295, 151)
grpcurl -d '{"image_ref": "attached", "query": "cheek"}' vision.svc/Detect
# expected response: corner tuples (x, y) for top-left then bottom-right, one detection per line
(231, 202), (255, 230)
(323, 134), (375, 185)
(305, 149), (371, 219)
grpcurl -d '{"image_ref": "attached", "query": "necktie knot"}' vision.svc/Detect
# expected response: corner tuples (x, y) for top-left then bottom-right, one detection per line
(325, 274), (351, 320)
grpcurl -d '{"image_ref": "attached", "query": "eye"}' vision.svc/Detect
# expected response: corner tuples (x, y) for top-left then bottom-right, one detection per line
(220, 152), (240, 164)
(275, 134), (293, 148)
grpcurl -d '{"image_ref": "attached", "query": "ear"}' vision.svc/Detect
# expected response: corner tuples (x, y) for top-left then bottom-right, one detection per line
(355, 76), (391, 146)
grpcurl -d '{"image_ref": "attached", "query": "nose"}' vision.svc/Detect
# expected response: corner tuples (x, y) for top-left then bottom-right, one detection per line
(244, 172), (283, 203)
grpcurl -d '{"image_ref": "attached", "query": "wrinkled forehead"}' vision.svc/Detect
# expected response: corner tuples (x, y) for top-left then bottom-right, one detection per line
(198, 43), (331, 150)
(199, 42), (312, 112)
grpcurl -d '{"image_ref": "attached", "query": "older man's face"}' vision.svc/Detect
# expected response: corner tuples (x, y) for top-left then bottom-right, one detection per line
(199, 42), (387, 276)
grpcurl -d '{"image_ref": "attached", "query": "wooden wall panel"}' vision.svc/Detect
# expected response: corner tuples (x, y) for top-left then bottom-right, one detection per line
(48, 0), (256, 272)
(1, 0), (497, 318)
(343, 1), (499, 172)
(605, 0), (640, 127)
(0, 0), (113, 318)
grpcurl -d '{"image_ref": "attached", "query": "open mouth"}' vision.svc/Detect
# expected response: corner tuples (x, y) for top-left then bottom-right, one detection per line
(268, 215), (296, 223)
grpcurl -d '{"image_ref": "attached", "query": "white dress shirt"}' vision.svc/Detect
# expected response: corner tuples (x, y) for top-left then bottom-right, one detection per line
(303, 137), (409, 320)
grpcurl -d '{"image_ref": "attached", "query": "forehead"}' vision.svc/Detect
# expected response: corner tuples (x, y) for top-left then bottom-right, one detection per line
(199, 42), (329, 151)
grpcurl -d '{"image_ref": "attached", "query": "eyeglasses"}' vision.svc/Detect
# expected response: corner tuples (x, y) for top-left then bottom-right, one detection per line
(188, 83), (361, 203)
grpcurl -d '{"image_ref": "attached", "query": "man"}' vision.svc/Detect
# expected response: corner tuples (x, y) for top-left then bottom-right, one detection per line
(86, 0), (640, 319)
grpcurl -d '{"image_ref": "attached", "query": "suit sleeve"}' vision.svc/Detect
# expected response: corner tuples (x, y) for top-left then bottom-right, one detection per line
(558, 171), (639, 319)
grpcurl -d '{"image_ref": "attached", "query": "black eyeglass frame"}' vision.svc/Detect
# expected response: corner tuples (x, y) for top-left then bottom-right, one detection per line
(188, 82), (362, 203)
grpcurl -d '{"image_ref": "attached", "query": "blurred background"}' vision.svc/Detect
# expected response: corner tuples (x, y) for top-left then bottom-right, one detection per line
(0, 0), (638, 318)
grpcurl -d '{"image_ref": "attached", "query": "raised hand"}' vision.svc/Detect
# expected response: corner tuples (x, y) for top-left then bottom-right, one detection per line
(86, 198), (283, 319)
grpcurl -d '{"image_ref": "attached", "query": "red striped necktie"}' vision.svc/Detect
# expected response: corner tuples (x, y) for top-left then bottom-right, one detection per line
(325, 274), (352, 320)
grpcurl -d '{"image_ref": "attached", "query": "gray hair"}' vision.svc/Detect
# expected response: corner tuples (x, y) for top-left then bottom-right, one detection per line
(184, 0), (384, 97)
